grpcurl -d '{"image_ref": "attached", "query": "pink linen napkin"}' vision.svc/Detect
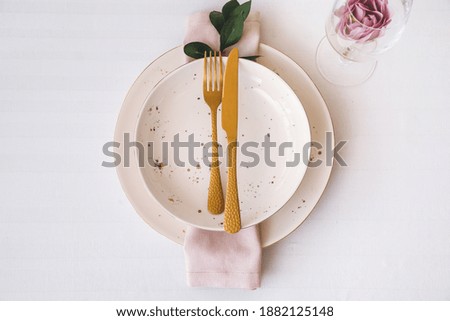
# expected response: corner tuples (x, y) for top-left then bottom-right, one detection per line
(183, 11), (262, 290)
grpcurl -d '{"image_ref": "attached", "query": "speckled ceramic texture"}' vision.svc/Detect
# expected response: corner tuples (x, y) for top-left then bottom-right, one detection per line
(134, 58), (310, 230)
(115, 44), (334, 247)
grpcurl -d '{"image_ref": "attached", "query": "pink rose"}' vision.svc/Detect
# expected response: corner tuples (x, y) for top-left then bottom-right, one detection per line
(336, 0), (392, 42)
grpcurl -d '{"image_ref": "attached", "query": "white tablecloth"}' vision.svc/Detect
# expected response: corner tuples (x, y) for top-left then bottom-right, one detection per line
(1, 0), (449, 300)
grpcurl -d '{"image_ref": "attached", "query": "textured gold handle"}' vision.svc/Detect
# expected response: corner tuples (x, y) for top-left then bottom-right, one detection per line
(224, 143), (241, 233)
(207, 109), (224, 214)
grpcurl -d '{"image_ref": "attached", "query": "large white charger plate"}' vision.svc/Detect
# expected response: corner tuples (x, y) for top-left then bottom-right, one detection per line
(115, 44), (334, 247)
(135, 58), (311, 230)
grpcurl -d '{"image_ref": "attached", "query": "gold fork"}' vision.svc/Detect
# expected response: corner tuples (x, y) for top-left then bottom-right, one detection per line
(203, 51), (225, 214)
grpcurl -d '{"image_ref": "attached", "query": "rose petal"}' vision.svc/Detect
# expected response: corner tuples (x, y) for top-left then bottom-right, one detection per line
(362, 16), (374, 27)
(347, 24), (369, 40)
(353, 5), (366, 21)
(367, 14), (376, 24)
(383, 7), (391, 21)
(335, 6), (347, 17)
(376, 0), (387, 13)
(368, 0), (378, 11)
(336, 15), (350, 37)
(357, 32), (373, 42)
(355, 2), (371, 12)
(370, 10), (383, 20)
(368, 29), (381, 40)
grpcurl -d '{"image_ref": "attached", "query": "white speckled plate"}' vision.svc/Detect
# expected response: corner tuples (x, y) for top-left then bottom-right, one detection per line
(134, 58), (310, 230)
(115, 44), (334, 247)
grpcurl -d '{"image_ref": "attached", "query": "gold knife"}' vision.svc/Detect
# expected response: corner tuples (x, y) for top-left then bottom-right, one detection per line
(221, 47), (241, 234)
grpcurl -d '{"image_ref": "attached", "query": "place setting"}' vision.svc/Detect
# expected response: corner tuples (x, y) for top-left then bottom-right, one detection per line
(114, 0), (412, 288)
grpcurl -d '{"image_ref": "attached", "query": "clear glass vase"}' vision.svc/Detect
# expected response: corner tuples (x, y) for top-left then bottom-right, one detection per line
(316, 0), (413, 86)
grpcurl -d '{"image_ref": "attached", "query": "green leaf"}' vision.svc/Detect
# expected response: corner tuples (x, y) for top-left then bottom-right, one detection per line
(220, 16), (244, 51)
(209, 11), (225, 34)
(241, 55), (260, 62)
(231, 0), (251, 20)
(183, 42), (214, 59)
(222, 0), (240, 20)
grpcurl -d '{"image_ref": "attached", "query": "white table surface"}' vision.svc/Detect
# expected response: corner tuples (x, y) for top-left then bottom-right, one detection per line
(1, 0), (449, 300)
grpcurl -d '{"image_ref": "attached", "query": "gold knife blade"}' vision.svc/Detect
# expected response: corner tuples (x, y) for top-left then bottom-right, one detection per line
(222, 48), (239, 142)
(221, 47), (241, 234)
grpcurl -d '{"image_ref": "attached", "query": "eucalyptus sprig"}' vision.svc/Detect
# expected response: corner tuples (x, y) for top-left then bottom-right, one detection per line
(184, 0), (258, 61)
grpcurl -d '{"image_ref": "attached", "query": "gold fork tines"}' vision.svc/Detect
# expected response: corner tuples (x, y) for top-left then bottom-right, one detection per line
(203, 51), (224, 214)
